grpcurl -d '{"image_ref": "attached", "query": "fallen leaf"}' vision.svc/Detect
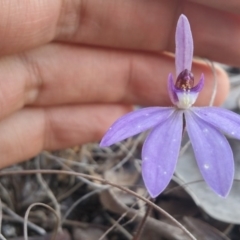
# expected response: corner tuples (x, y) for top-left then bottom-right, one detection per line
(175, 137), (240, 224)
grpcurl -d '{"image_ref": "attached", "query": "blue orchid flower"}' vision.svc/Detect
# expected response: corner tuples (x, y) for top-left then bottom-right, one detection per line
(100, 14), (240, 198)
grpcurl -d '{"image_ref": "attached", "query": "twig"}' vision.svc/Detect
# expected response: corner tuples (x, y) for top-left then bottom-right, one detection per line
(0, 169), (196, 240)
(101, 213), (132, 240)
(0, 199), (2, 233)
(57, 181), (83, 202)
(179, 140), (191, 156)
(165, 178), (203, 195)
(61, 187), (109, 223)
(46, 154), (105, 190)
(223, 224), (234, 235)
(132, 203), (152, 240)
(109, 134), (145, 172)
(0, 199), (6, 240)
(206, 60), (217, 106)
(24, 203), (59, 240)
(62, 219), (107, 230)
(99, 200), (141, 240)
(100, 189), (186, 240)
(35, 157), (62, 232)
(0, 183), (14, 210)
(121, 198), (148, 228)
(43, 151), (98, 169)
(2, 203), (46, 235)
(121, 210), (139, 227)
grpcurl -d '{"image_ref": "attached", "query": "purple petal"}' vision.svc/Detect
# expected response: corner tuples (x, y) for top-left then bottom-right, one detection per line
(192, 107), (240, 139)
(175, 14), (193, 76)
(185, 111), (234, 197)
(191, 73), (204, 93)
(167, 73), (178, 105)
(100, 107), (175, 147)
(142, 111), (183, 198)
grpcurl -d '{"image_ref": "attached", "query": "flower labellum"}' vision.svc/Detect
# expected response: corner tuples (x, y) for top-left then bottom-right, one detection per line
(100, 14), (240, 198)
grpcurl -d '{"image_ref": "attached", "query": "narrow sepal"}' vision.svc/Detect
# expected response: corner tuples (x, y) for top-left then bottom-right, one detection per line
(142, 111), (183, 198)
(191, 73), (204, 93)
(175, 14), (193, 75)
(185, 111), (234, 197)
(100, 107), (174, 147)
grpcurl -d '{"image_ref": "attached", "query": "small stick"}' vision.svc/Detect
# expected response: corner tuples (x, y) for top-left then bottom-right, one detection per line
(0, 199), (2, 233)
(61, 187), (108, 223)
(2, 203), (46, 235)
(109, 133), (145, 172)
(100, 213), (132, 240)
(99, 200), (141, 240)
(0, 199), (6, 240)
(24, 203), (59, 240)
(206, 60), (217, 107)
(35, 157), (62, 232)
(57, 181), (83, 202)
(132, 202), (152, 240)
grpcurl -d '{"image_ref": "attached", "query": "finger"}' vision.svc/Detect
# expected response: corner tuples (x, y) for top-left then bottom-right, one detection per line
(1, 0), (240, 67)
(0, 44), (228, 120)
(0, 0), (60, 54)
(0, 104), (132, 169)
(188, 0), (240, 14)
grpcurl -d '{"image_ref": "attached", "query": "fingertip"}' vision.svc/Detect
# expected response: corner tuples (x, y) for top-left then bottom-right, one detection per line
(214, 65), (230, 106)
(193, 60), (229, 106)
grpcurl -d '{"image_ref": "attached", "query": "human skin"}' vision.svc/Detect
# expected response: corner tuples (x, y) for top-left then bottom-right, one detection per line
(0, 0), (238, 168)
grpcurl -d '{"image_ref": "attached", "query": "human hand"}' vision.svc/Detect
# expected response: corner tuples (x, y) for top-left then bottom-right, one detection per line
(0, 0), (237, 168)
